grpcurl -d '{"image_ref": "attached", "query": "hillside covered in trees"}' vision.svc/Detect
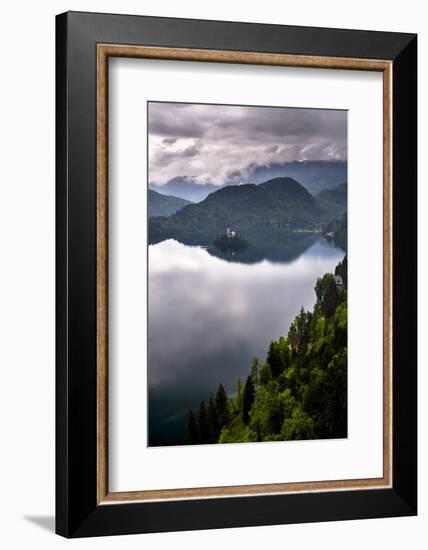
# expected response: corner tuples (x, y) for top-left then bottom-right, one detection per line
(148, 189), (192, 217)
(323, 211), (348, 250)
(149, 178), (347, 245)
(149, 160), (347, 200)
(317, 182), (347, 220)
(186, 256), (348, 444)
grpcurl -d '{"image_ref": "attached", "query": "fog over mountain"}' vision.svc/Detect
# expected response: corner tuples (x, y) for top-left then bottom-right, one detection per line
(149, 160), (347, 201)
(148, 102), (347, 190)
(148, 189), (193, 217)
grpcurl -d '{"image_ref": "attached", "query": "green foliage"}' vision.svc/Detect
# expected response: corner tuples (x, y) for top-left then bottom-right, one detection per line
(207, 393), (218, 443)
(215, 384), (230, 429)
(250, 358), (260, 392)
(267, 341), (283, 378)
(280, 407), (315, 440)
(235, 377), (243, 415)
(249, 383), (286, 439)
(198, 401), (209, 444)
(187, 386), (232, 445)
(315, 273), (338, 319)
(186, 408), (198, 444)
(186, 256), (347, 445)
(242, 376), (256, 425)
(219, 416), (253, 443)
(148, 177), (328, 245)
(259, 362), (273, 386)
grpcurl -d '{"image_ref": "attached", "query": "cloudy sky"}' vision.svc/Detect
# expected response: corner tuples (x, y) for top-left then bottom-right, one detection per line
(148, 102), (347, 185)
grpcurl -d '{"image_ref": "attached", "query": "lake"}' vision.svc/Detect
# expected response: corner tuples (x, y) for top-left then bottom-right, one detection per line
(148, 235), (345, 446)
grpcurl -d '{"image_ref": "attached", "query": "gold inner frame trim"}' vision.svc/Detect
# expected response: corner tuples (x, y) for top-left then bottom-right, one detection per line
(96, 44), (393, 505)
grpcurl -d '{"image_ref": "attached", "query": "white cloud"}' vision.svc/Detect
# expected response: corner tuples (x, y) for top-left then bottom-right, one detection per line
(148, 102), (347, 184)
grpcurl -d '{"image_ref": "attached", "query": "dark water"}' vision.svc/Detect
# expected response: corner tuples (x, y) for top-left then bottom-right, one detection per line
(148, 236), (345, 446)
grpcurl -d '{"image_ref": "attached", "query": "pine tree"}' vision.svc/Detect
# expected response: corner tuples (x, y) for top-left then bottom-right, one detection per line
(315, 273), (338, 318)
(267, 341), (283, 378)
(215, 383), (230, 429)
(207, 393), (218, 443)
(242, 375), (255, 425)
(198, 401), (209, 444)
(236, 377), (243, 414)
(186, 408), (199, 444)
(251, 358), (260, 391)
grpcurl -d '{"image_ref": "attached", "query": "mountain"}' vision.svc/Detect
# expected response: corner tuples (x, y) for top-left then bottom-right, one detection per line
(150, 161), (347, 203)
(149, 177), (330, 245)
(246, 160), (347, 194)
(148, 189), (192, 217)
(149, 177), (220, 202)
(317, 182), (347, 219)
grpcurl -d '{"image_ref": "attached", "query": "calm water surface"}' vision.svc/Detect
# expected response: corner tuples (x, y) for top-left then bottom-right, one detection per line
(148, 236), (345, 446)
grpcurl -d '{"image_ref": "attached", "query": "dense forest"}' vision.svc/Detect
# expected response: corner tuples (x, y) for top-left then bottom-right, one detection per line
(323, 212), (348, 250)
(149, 160), (347, 200)
(316, 182), (347, 220)
(186, 256), (348, 444)
(149, 178), (347, 245)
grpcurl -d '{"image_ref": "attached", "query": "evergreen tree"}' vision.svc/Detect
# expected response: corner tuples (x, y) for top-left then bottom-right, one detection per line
(315, 273), (338, 319)
(267, 341), (283, 378)
(207, 393), (218, 442)
(242, 375), (256, 425)
(198, 401), (209, 444)
(186, 408), (198, 444)
(278, 337), (290, 369)
(259, 362), (273, 386)
(187, 256), (348, 445)
(251, 358), (260, 391)
(215, 384), (230, 429)
(236, 377), (243, 414)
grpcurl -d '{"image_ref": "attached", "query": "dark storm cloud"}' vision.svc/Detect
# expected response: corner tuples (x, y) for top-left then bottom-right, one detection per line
(182, 145), (200, 157)
(149, 103), (209, 138)
(162, 137), (177, 145)
(148, 102), (347, 184)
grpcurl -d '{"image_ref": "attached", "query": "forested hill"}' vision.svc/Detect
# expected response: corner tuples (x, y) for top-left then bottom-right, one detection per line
(148, 189), (192, 217)
(149, 177), (344, 245)
(149, 161), (347, 200)
(245, 160), (347, 195)
(149, 177), (346, 245)
(149, 176), (219, 202)
(317, 182), (347, 219)
(186, 255), (348, 445)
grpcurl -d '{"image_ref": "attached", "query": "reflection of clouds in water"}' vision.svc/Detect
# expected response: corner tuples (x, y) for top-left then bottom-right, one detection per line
(149, 239), (340, 280)
(148, 239), (344, 390)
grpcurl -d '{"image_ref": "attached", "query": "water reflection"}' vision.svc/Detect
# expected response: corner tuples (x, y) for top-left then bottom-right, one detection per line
(206, 233), (321, 264)
(148, 237), (345, 446)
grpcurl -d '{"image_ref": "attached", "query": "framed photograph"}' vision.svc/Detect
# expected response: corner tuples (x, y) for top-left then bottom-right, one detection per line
(56, 11), (417, 537)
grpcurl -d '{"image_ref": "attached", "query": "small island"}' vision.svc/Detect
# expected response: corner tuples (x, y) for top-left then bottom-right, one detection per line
(213, 228), (249, 252)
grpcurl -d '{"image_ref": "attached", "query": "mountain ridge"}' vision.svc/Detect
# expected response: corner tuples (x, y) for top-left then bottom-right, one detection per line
(149, 160), (347, 202)
(149, 177), (345, 245)
(148, 189), (192, 217)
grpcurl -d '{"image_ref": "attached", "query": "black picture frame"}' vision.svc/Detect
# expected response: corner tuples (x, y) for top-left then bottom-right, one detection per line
(56, 11), (417, 538)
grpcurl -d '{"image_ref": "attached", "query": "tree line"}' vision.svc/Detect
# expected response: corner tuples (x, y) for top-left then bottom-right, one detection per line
(186, 256), (348, 445)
